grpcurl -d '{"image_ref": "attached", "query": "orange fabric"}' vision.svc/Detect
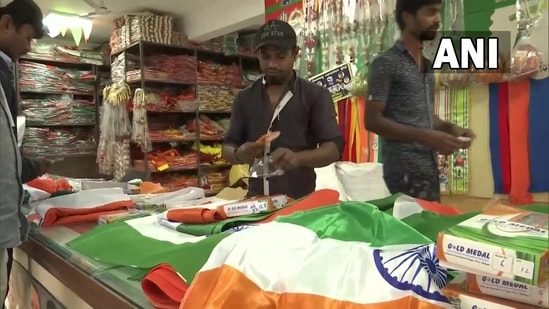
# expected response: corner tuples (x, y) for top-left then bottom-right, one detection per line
(414, 199), (462, 216)
(258, 189), (340, 224)
(142, 264), (189, 309)
(140, 182), (167, 194)
(26, 177), (72, 194)
(357, 97), (368, 163)
(180, 265), (444, 309)
(507, 80), (533, 205)
(41, 200), (134, 227)
(166, 208), (227, 224)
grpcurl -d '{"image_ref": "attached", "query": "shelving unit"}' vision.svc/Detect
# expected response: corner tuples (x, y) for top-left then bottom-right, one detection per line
(110, 40), (259, 194)
(15, 56), (109, 178)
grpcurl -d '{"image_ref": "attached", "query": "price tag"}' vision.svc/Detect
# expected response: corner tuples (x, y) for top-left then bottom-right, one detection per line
(157, 163), (170, 171)
(512, 258), (535, 279)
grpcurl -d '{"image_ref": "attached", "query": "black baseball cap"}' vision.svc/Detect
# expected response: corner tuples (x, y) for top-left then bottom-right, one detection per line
(254, 19), (297, 50)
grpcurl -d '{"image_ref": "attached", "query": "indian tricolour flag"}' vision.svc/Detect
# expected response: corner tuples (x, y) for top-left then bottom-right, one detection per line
(180, 202), (452, 309)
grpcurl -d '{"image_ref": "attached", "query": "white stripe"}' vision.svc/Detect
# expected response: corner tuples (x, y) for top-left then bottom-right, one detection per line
(392, 195), (425, 220)
(33, 188), (131, 219)
(125, 215), (205, 245)
(199, 222), (451, 307)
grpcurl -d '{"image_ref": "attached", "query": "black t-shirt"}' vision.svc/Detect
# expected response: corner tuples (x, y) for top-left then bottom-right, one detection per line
(224, 76), (344, 199)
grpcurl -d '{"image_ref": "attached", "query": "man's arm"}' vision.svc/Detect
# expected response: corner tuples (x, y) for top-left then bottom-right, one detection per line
(222, 93), (247, 164)
(365, 57), (430, 144)
(434, 116), (458, 133)
(296, 88), (343, 168)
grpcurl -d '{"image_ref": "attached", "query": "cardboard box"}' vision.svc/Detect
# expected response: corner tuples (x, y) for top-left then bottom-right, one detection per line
(466, 274), (548, 308)
(436, 204), (549, 286)
(443, 275), (542, 309)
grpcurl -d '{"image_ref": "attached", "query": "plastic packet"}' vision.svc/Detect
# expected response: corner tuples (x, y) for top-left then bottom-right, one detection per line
(472, 53), (506, 84)
(509, 36), (543, 80)
(440, 70), (472, 88)
(249, 156), (285, 178)
(509, 0), (546, 80)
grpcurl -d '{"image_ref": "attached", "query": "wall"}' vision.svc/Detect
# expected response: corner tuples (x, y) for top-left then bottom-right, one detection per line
(465, 0), (549, 202)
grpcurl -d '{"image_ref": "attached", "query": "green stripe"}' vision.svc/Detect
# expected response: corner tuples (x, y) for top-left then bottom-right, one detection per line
(265, 0), (302, 15)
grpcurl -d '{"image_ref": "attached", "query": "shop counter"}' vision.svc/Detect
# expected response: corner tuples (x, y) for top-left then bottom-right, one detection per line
(13, 223), (154, 309)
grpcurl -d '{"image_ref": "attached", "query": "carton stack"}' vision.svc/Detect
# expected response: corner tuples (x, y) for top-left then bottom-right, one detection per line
(436, 203), (548, 308)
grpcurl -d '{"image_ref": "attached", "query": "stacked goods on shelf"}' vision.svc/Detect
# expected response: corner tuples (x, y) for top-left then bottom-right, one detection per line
(111, 40), (259, 193)
(22, 127), (97, 158)
(21, 95), (96, 126)
(18, 61), (96, 94)
(134, 149), (199, 172)
(437, 203), (549, 308)
(145, 114), (195, 142)
(195, 115), (225, 140)
(197, 61), (242, 112)
(125, 54), (197, 83)
(128, 87), (196, 112)
(17, 57), (101, 166)
(109, 12), (185, 54)
(25, 43), (105, 65)
(202, 171), (229, 195)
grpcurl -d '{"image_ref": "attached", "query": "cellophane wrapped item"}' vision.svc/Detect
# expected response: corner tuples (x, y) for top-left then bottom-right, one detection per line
(440, 69), (473, 88)
(509, 0), (546, 80)
(472, 53), (506, 84)
(510, 36), (543, 80)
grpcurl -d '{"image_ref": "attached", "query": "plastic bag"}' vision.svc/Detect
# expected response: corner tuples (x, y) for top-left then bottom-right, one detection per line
(249, 156), (284, 178)
(472, 53), (506, 84)
(510, 0), (546, 80)
(440, 70), (472, 88)
(510, 36), (543, 80)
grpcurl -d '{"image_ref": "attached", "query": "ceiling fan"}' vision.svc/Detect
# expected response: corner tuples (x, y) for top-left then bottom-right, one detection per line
(80, 0), (149, 17)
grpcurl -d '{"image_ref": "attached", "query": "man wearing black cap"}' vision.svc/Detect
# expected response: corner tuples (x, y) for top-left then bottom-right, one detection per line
(222, 19), (344, 199)
(0, 0), (47, 306)
(365, 0), (475, 202)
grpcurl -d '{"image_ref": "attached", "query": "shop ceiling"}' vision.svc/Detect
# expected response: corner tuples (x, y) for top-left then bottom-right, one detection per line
(34, 0), (265, 43)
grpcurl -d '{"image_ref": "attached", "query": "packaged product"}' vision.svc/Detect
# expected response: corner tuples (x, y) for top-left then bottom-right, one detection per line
(436, 203), (549, 287)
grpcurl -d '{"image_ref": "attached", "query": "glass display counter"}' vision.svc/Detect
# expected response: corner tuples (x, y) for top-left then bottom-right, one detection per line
(16, 223), (154, 309)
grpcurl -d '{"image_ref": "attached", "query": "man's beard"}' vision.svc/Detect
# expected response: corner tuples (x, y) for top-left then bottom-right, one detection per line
(419, 30), (438, 41)
(265, 74), (285, 85)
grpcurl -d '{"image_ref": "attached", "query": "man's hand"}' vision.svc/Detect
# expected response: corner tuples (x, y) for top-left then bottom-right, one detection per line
(450, 126), (476, 148)
(271, 148), (300, 171)
(422, 130), (463, 155)
(235, 142), (264, 164)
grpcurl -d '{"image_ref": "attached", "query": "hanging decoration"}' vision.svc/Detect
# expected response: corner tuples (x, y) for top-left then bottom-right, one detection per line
(131, 88), (152, 154)
(509, 0), (546, 80)
(42, 13), (94, 46)
(96, 82), (132, 180)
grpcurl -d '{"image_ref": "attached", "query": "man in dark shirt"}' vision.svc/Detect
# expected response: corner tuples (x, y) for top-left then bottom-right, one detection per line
(0, 1), (47, 306)
(222, 20), (344, 199)
(365, 0), (475, 202)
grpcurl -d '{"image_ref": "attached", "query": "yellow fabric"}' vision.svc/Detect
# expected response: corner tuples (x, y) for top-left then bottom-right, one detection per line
(229, 165), (249, 186)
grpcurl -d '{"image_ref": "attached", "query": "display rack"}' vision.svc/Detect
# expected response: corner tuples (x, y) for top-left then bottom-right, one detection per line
(15, 56), (109, 178)
(110, 40), (259, 195)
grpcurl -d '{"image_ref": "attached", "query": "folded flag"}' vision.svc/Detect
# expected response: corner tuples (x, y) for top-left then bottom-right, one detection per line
(141, 264), (189, 309)
(157, 189), (340, 236)
(23, 175), (74, 203)
(33, 188), (134, 227)
(180, 202), (451, 309)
